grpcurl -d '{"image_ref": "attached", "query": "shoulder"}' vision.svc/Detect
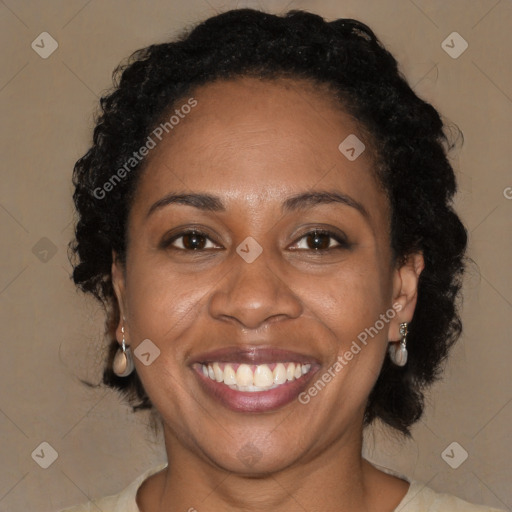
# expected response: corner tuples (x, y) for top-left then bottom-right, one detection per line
(57, 463), (168, 512)
(395, 480), (506, 512)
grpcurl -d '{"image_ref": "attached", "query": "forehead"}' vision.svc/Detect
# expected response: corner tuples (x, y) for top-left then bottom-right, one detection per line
(131, 76), (387, 224)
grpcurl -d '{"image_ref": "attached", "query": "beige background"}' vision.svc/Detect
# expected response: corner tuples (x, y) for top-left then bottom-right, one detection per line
(0, 0), (510, 510)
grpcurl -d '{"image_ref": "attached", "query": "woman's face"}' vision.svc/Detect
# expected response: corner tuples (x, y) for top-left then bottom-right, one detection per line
(112, 76), (422, 473)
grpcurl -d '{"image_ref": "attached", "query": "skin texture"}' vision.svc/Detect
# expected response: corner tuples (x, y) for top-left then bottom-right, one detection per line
(111, 76), (424, 512)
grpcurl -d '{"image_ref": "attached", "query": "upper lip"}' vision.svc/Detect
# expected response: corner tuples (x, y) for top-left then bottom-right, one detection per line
(190, 345), (320, 366)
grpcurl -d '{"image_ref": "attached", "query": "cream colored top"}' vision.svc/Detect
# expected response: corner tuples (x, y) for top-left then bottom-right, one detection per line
(59, 463), (505, 512)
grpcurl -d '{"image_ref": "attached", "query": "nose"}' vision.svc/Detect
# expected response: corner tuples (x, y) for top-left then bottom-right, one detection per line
(208, 249), (303, 330)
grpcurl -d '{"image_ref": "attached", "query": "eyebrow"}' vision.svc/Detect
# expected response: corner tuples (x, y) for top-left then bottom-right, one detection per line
(283, 190), (369, 219)
(146, 190), (369, 220)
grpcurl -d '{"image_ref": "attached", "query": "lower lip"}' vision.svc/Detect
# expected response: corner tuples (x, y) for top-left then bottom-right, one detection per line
(193, 366), (318, 413)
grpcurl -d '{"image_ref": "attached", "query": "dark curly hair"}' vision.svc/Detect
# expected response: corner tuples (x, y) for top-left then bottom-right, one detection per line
(69, 8), (468, 435)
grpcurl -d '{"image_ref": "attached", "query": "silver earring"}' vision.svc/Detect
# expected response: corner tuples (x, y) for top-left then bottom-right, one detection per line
(113, 325), (134, 377)
(389, 322), (408, 366)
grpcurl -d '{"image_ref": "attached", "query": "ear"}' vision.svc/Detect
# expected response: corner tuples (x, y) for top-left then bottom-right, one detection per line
(111, 250), (127, 343)
(388, 252), (425, 341)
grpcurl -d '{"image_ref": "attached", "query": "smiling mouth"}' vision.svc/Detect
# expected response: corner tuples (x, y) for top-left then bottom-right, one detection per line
(190, 346), (320, 413)
(196, 361), (313, 391)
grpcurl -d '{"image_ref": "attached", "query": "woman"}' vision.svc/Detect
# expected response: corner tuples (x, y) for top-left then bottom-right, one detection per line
(62, 8), (504, 512)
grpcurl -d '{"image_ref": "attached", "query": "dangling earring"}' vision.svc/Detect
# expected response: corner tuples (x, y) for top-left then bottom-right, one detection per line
(389, 322), (408, 366)
(113, 325), (134, 377)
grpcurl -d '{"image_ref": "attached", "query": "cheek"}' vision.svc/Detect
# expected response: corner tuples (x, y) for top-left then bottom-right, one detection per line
(295, 259), (392, 340)
(288, 265), (392, 433)
(296, 259), (394, 411)
(122, 256), (212, 361)
(121, 262), (210, 415)
(128, 277), (204, 327)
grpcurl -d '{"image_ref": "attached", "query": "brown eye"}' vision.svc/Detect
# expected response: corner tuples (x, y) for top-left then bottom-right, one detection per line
(305, 231), (331, 250)
(182, 232), (207, 250)
(162, 230), (219, 251)
(291, 229), (350, 252)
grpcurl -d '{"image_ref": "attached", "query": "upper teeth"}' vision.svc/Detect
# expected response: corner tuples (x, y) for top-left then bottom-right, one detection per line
(201, 362), (312, 391)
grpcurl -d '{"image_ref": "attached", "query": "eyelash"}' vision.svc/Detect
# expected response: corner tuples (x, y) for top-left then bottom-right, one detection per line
(161, 228), (350, 253)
